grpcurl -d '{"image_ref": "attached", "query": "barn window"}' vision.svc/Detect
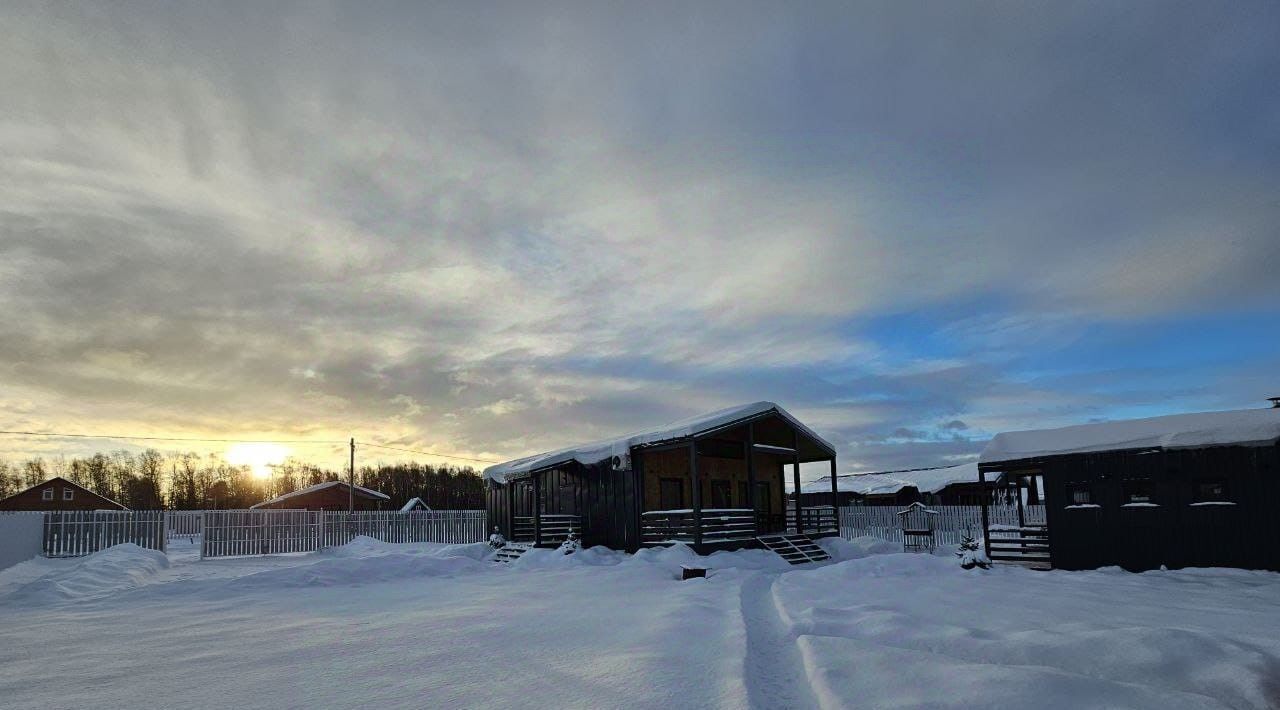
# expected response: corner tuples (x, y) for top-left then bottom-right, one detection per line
(62, 488), (74, 501)
(41, 488), (54, 501)
(1192, 479), (1229, 504)
(1066, 483), (1092, 505)
(1122, 479), (1154, 504)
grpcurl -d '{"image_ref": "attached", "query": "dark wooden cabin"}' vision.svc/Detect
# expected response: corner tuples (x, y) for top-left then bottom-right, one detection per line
(978, 406), (1280, 572)
(0, 477), (128, 511)
(250, 480), (390, 511)
(484, 402), (842, 554)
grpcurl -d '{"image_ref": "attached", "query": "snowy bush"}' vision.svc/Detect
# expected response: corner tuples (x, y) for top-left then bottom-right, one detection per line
(557, 531), (581, 555)
(956, 532), (991, 570)
(488, 527), (506, 549)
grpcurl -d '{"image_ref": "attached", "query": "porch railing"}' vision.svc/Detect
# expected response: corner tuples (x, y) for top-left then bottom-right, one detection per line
(512, 514), (581, 545)
(786, 505), (838, 535)
(641, 509), (757, 546)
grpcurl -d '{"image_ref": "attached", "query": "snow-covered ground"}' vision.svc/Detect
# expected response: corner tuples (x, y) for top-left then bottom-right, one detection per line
(1, 537), (1278, 709)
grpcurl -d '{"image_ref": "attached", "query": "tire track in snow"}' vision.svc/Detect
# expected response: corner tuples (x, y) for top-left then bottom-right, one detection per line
(739, 572), (820, 710)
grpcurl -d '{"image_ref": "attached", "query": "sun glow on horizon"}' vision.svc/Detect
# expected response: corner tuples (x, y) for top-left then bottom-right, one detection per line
(226, 443), (290, 478)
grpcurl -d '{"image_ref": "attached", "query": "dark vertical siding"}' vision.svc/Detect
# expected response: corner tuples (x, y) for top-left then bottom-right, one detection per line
(1043, 443), (1279, 571)
(485, 481), (509, 538)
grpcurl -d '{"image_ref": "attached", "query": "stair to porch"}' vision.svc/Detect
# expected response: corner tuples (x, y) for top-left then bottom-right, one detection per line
(757, 534), (831, 564)
(493, 542), (532, 564)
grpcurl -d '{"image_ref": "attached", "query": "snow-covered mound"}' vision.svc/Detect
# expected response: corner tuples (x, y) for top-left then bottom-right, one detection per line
(318, 536), (493, 561)
(7, 544), (170, 602)
(230, 551), (484, 590)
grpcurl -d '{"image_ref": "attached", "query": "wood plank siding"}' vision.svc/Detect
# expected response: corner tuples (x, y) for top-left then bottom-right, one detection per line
(984, 443), (1279, 571)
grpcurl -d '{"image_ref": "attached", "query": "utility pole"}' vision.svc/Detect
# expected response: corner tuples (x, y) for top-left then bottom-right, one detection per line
(348, 437), (355, 514)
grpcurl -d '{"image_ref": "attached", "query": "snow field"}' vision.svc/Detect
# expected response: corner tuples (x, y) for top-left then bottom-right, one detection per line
(1, 536), (1278, 709)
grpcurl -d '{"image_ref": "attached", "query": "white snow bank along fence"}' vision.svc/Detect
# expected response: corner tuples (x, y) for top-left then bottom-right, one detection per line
(42, 510), (167, 557)
(839, 504), (1045, 547)
(201, 510), (487, 558)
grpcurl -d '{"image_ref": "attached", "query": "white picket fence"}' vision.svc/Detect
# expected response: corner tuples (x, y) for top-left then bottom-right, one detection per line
(42, 510), (167, 557)
(839, 504), (1045, 547)
(166, 510), (203, 540)
(200, 509), (487, 559)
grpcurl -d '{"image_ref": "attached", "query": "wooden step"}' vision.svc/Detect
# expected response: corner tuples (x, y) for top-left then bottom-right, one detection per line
(492, 542), (532, 564)
(757, 534), (831, 564)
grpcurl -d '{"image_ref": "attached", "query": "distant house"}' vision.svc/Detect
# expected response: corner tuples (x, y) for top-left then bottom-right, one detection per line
(0, 477), (128, 512)
(979, 405), (1280, 572)
(251, 480), (390, 511)
(399, 497), (431, 512)
(798, 462), (1001, 507)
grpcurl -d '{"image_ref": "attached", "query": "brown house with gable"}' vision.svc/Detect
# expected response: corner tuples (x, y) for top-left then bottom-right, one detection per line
(0, 477), (129, 511)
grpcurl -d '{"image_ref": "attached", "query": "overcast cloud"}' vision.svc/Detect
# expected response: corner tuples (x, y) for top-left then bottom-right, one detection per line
(1, 1), (1277, 474)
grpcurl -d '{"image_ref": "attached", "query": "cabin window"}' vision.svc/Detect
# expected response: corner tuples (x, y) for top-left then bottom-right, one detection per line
(42, 488), (54, 501)
(62, 488), (74, 501)
(1122, 479), (1154, 505)
(709, 480), (731, 508)
(1066, 483), (1091, 505)
(1192, 479), (1229, 504)
(659, 478), (684, 510)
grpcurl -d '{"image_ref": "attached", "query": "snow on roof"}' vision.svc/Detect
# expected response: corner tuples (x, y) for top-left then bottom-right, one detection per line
(801, 462), (982, 496)
(483, 401), (835, 485)
(250, 480), (390, 508)
(980, 407), (1280, 464)
(399, 497), (431, 512)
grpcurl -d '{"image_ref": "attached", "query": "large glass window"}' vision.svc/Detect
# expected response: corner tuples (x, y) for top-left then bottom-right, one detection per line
(659, 478), (684, 510)
(709, 480), (731, 508)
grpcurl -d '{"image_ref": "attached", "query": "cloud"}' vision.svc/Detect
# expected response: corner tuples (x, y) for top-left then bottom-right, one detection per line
(0, 1), (1277, 471)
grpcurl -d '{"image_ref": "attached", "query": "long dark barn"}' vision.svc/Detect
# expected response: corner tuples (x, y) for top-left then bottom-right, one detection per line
(483, 402), (841, 554)
(978, 405), (1280, 571)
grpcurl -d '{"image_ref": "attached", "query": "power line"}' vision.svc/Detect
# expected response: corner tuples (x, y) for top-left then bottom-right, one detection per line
(360, 441), (500, 465)
(0, 430), (347, 445)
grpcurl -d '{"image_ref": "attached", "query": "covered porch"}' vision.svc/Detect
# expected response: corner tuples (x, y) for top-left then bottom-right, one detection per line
(636, 409), (840, 551)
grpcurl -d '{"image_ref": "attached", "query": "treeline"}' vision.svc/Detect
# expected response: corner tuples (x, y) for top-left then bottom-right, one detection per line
(0, 450), (484, 510)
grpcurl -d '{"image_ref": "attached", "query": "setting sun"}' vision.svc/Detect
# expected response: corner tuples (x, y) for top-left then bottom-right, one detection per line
(225, 443), (289, 478)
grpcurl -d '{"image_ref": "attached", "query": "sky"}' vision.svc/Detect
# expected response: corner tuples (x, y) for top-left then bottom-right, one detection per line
(1, 1), (1277, 477)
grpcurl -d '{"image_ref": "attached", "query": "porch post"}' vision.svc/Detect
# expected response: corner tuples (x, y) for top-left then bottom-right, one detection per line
(689, 441), (703, 548)
(829, 457), (840, 537)
(506, 483), (515, 539)
(745, 423), (757, 532)
(533, 473), (542, 547)
(1015, 474), (1026, 528)
(792, 429), (803, 535)
(978, 467), (991, 560)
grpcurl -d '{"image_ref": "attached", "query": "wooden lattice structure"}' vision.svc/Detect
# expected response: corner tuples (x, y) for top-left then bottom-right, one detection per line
(897, 502), (938, 552)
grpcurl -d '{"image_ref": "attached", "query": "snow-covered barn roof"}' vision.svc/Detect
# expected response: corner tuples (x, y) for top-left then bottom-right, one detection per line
(800, 462), (983, 496)
(483, 401), (835, 485)
(980, 407), (1280, 465)
(250, 480), (390, 509)
(399, 497), (431, 512)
